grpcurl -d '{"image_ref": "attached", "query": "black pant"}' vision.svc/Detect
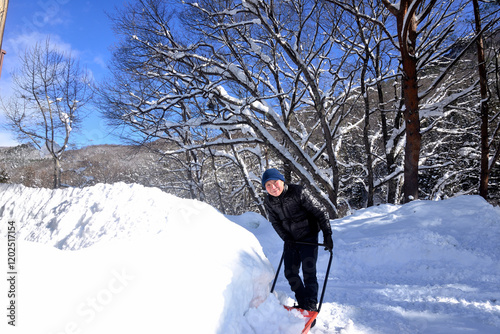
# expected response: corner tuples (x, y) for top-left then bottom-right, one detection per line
(283, 235), (319, 308)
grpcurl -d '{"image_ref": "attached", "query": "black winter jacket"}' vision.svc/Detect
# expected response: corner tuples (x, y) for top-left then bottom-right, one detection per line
(264, 184), (332, 241)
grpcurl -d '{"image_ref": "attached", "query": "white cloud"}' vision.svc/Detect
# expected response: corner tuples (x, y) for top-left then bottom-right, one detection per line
(0, 130), (19, 147)
(4, 31), (77, 62)
(0, 110), (19, 147)
(93, 54), (107, 69)
(0, 31), (82, 115)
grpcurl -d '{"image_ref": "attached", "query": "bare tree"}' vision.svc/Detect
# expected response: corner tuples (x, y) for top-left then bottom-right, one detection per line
(100, 0), (362, 217)
(473, 0), (490, 199)
(473, 0), (500, 199)
(100, 0), (495, 214)
(491, 44), (500, 198)
(379, 0), (434, 202)
(328, 0), (476, 206)
(2, 39), (92, 188)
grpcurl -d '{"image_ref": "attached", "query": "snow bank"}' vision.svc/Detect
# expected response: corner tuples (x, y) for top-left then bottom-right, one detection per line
(320, 196), (500, 333)
(0, 183), (274, 333)
(332, 196), (500, 284)
(1, 183), (500, 334)
(230, 196), (500, 333)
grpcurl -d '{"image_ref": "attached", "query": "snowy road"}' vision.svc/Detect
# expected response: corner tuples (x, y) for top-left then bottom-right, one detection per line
(238, 195), (500, 333)
(0, 183), (499, 333)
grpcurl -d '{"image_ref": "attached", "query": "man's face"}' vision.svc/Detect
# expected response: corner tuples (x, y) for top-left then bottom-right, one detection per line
(265, 179), (284, 197)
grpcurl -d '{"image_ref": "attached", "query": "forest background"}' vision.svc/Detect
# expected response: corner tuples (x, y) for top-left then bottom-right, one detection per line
(1, 0), (500, 218)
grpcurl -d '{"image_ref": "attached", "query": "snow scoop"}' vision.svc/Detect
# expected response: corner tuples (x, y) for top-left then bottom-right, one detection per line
(270, 241), (334, 334)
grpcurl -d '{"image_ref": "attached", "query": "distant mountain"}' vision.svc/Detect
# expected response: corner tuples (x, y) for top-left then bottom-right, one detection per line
(0, 143), (171, 189)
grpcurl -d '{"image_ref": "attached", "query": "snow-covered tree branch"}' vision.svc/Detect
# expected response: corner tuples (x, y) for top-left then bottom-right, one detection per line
(98, 0), (500, 215)
(2, 39), (92, 188)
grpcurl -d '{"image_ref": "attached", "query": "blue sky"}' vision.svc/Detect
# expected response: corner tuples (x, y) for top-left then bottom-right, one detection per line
(0, 0), (128, 148)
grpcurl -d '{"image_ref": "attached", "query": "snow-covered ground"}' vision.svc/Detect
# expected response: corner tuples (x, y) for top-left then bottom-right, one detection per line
(0, 183), (499, 333)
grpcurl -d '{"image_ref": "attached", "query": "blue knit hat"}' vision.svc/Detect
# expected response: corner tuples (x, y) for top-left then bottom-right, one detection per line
(261, 168), (285, 189)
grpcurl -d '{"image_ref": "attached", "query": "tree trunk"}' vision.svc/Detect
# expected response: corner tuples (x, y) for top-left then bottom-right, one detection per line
(383, 0), (422, 203)
(53, 157), (61, 189)
(375, 42), (399, 204)
(361, 56), (374, 207)
(318, 113), (339, 218)
(326, 162), (339, 219)
(473, 0), (490, 199)
(379, 82), (399, 204)
(401, 52), (421, 203)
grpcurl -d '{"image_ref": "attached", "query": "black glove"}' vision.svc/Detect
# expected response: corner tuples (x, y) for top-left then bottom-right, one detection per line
(324, 234), (334, 251)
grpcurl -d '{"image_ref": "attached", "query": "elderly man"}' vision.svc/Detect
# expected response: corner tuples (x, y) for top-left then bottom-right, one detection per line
(262, 168), (333, 312)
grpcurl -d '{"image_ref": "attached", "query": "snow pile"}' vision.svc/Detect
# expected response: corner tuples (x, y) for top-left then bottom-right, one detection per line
(332, 197), (500, 284)
(314, 197), (500, 333)
(228, 196), (500, 333)
(1, 183), (500, 333)
(0, 183), (275, 333)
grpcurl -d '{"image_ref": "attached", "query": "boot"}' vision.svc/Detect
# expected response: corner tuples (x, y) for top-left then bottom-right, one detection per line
(302, 300), (318, 312)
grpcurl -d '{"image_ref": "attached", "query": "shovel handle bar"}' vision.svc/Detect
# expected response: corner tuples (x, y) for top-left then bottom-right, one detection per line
(295, 241), (329, 248)
(318, 247), (333, 312)
(270, 252), (284, 294)
(270, 242), (333, 313)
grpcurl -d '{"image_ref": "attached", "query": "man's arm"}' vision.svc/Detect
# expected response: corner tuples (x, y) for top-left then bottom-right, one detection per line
(300, 187), (332, 236)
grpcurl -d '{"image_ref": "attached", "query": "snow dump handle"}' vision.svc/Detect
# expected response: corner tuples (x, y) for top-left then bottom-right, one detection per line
(270, 242), (333, 313)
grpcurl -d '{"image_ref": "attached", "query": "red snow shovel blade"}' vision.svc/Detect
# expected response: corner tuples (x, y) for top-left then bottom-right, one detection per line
(284, 306), (318, 334)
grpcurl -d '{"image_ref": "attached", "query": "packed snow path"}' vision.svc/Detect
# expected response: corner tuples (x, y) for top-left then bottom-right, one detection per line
(1, 183), (499, 333)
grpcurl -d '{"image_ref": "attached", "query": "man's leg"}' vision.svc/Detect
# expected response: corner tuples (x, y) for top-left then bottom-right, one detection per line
(283, 244), (306, 306)
(299, 239), (319, 310)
